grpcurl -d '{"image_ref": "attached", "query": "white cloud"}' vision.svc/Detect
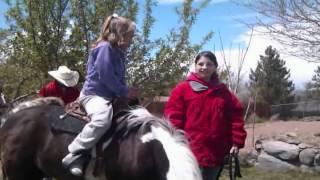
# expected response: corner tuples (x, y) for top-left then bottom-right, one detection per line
(218, 12), (257, 21)
(214, 26), (319, 90)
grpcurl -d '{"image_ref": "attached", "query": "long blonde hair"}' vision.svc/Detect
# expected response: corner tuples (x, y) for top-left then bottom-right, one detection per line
(92, 14), (136, 48)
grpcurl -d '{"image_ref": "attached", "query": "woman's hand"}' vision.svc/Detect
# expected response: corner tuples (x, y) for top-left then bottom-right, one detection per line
(230, 145), (239, 155)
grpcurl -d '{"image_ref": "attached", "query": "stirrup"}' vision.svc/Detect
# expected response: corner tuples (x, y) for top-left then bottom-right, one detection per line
(62, 153), (82, 168)
(70, 164), (84, 176)
(62, 153), (85, 176)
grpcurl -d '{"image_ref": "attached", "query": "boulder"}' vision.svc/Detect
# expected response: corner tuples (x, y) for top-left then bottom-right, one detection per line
(298, 143), (313, 150)
(314, 154), (320, 171)
(313, 154), (320, 169)
(262, 140), (299, 161)
(256, 153), (296, 171)
(314, 132), (320, 137)
(239, 148), (258, 166)
(275, 134), (301, 145)
(299, 148), (318, 166)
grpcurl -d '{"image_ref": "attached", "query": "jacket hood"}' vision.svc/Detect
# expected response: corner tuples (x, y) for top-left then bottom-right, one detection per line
(187, 72), (220, 87)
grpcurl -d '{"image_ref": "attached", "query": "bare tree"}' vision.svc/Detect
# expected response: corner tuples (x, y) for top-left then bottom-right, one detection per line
(218, 29), (253, 94)
(236, 0), (320, 62)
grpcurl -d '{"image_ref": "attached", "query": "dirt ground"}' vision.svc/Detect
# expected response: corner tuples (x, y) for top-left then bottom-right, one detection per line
(244, 120), (320, 149)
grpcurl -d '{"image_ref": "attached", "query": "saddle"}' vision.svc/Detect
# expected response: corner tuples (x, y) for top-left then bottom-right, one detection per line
(64, 101), (90, 122)
(52, 97), (139, 177)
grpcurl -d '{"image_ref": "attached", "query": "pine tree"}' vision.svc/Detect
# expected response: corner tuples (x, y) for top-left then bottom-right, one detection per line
(249, 45), (295, 117)
(311, 66), (320, 90)
(304, 66), (320, 99)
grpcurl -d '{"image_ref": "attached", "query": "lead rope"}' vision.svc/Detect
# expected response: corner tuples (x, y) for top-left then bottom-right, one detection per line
(228, 153), (242, 180)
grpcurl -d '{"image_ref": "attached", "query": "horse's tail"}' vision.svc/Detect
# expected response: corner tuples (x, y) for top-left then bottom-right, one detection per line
(146, 126), (203, 180)
(1, 165), (7, 180)
(0, 117), (3, 127)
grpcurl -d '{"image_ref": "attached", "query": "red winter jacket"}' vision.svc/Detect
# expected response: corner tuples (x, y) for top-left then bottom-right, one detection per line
(164, 73), (247, 167)
(39, 80), (80, 105)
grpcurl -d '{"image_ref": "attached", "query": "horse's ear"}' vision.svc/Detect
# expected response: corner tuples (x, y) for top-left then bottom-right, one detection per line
(127, 97), (139, 107)
(112, 97), (140, 115)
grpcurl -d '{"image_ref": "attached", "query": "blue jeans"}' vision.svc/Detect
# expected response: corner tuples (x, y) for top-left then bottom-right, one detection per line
(200, 166), (223, 180)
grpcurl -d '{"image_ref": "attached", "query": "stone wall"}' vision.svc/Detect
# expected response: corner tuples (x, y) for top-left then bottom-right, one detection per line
(240, 133), (320, 172)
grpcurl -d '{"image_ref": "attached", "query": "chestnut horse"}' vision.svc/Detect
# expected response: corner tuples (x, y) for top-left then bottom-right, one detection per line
(0, 97), (202, 180)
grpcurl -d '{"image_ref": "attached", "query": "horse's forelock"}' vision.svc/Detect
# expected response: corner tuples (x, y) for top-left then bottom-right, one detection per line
(10, 97), (64, 114)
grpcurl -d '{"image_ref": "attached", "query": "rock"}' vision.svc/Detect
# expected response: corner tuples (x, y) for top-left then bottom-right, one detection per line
(300, 165), (314, 173)
(314, 154), (320, 172)
(314, 154), (320, 167)
(257, 134), (269, 141)
(270, 114), (280, 121)
(286, 138), (301, 145)
(301, 116), (320, 122)
(274, 134), (287, 142)
(256, 153), (296, 171)
(314, 132), (320, 137)
(315, 166), (320, 172)
(299, 148), (318, 166)
(239, 148), (258, 166)
(262, 140), (299, 161)
(286, 132), (297, 137)
(275, 134), (301, 145)
(298, 143), (313, 150)
(255, 141), (263, 151)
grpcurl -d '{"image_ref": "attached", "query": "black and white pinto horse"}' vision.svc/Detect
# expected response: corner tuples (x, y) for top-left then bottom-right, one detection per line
(0, 97), (202, 180)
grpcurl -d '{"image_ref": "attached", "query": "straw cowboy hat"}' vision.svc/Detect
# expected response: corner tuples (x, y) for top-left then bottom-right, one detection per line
(48, 66), (79, 87)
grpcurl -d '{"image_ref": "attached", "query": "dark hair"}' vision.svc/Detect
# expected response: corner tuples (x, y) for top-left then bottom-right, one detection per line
(195, 51), (218, 67)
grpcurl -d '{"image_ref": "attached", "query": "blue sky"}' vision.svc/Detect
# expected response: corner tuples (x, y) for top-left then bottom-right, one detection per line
(0, 0), (317, 89)
(137, 0), (255, 50)
(0, 0), (251, 46)
(0, 1), (8, 28)
(139, 0), (318, 89)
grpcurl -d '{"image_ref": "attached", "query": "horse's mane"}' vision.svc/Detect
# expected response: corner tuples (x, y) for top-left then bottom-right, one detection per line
(10, 97), (64, 114)
(118, 107), (188, 144)
(120, 107), (202, 180)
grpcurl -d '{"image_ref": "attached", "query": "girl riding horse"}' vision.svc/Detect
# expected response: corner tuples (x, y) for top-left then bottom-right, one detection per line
(0, 97), (202, 180)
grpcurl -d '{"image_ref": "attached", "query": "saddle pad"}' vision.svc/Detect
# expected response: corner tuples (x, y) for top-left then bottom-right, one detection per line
(49, 105), (87, 134)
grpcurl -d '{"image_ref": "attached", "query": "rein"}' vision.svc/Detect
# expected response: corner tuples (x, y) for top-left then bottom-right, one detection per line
(228, 153), (242, 180)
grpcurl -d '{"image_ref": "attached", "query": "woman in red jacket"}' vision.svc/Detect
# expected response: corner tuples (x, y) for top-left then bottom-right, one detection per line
(164, 51), (247, 180)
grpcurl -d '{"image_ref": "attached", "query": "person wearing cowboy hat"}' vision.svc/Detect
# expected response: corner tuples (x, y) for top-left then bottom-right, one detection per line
(39, 65), (80, 105)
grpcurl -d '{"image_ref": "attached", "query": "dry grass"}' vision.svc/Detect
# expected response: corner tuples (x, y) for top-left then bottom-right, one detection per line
(220, 166), (320, 180)
(0, 164), (319, 180)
